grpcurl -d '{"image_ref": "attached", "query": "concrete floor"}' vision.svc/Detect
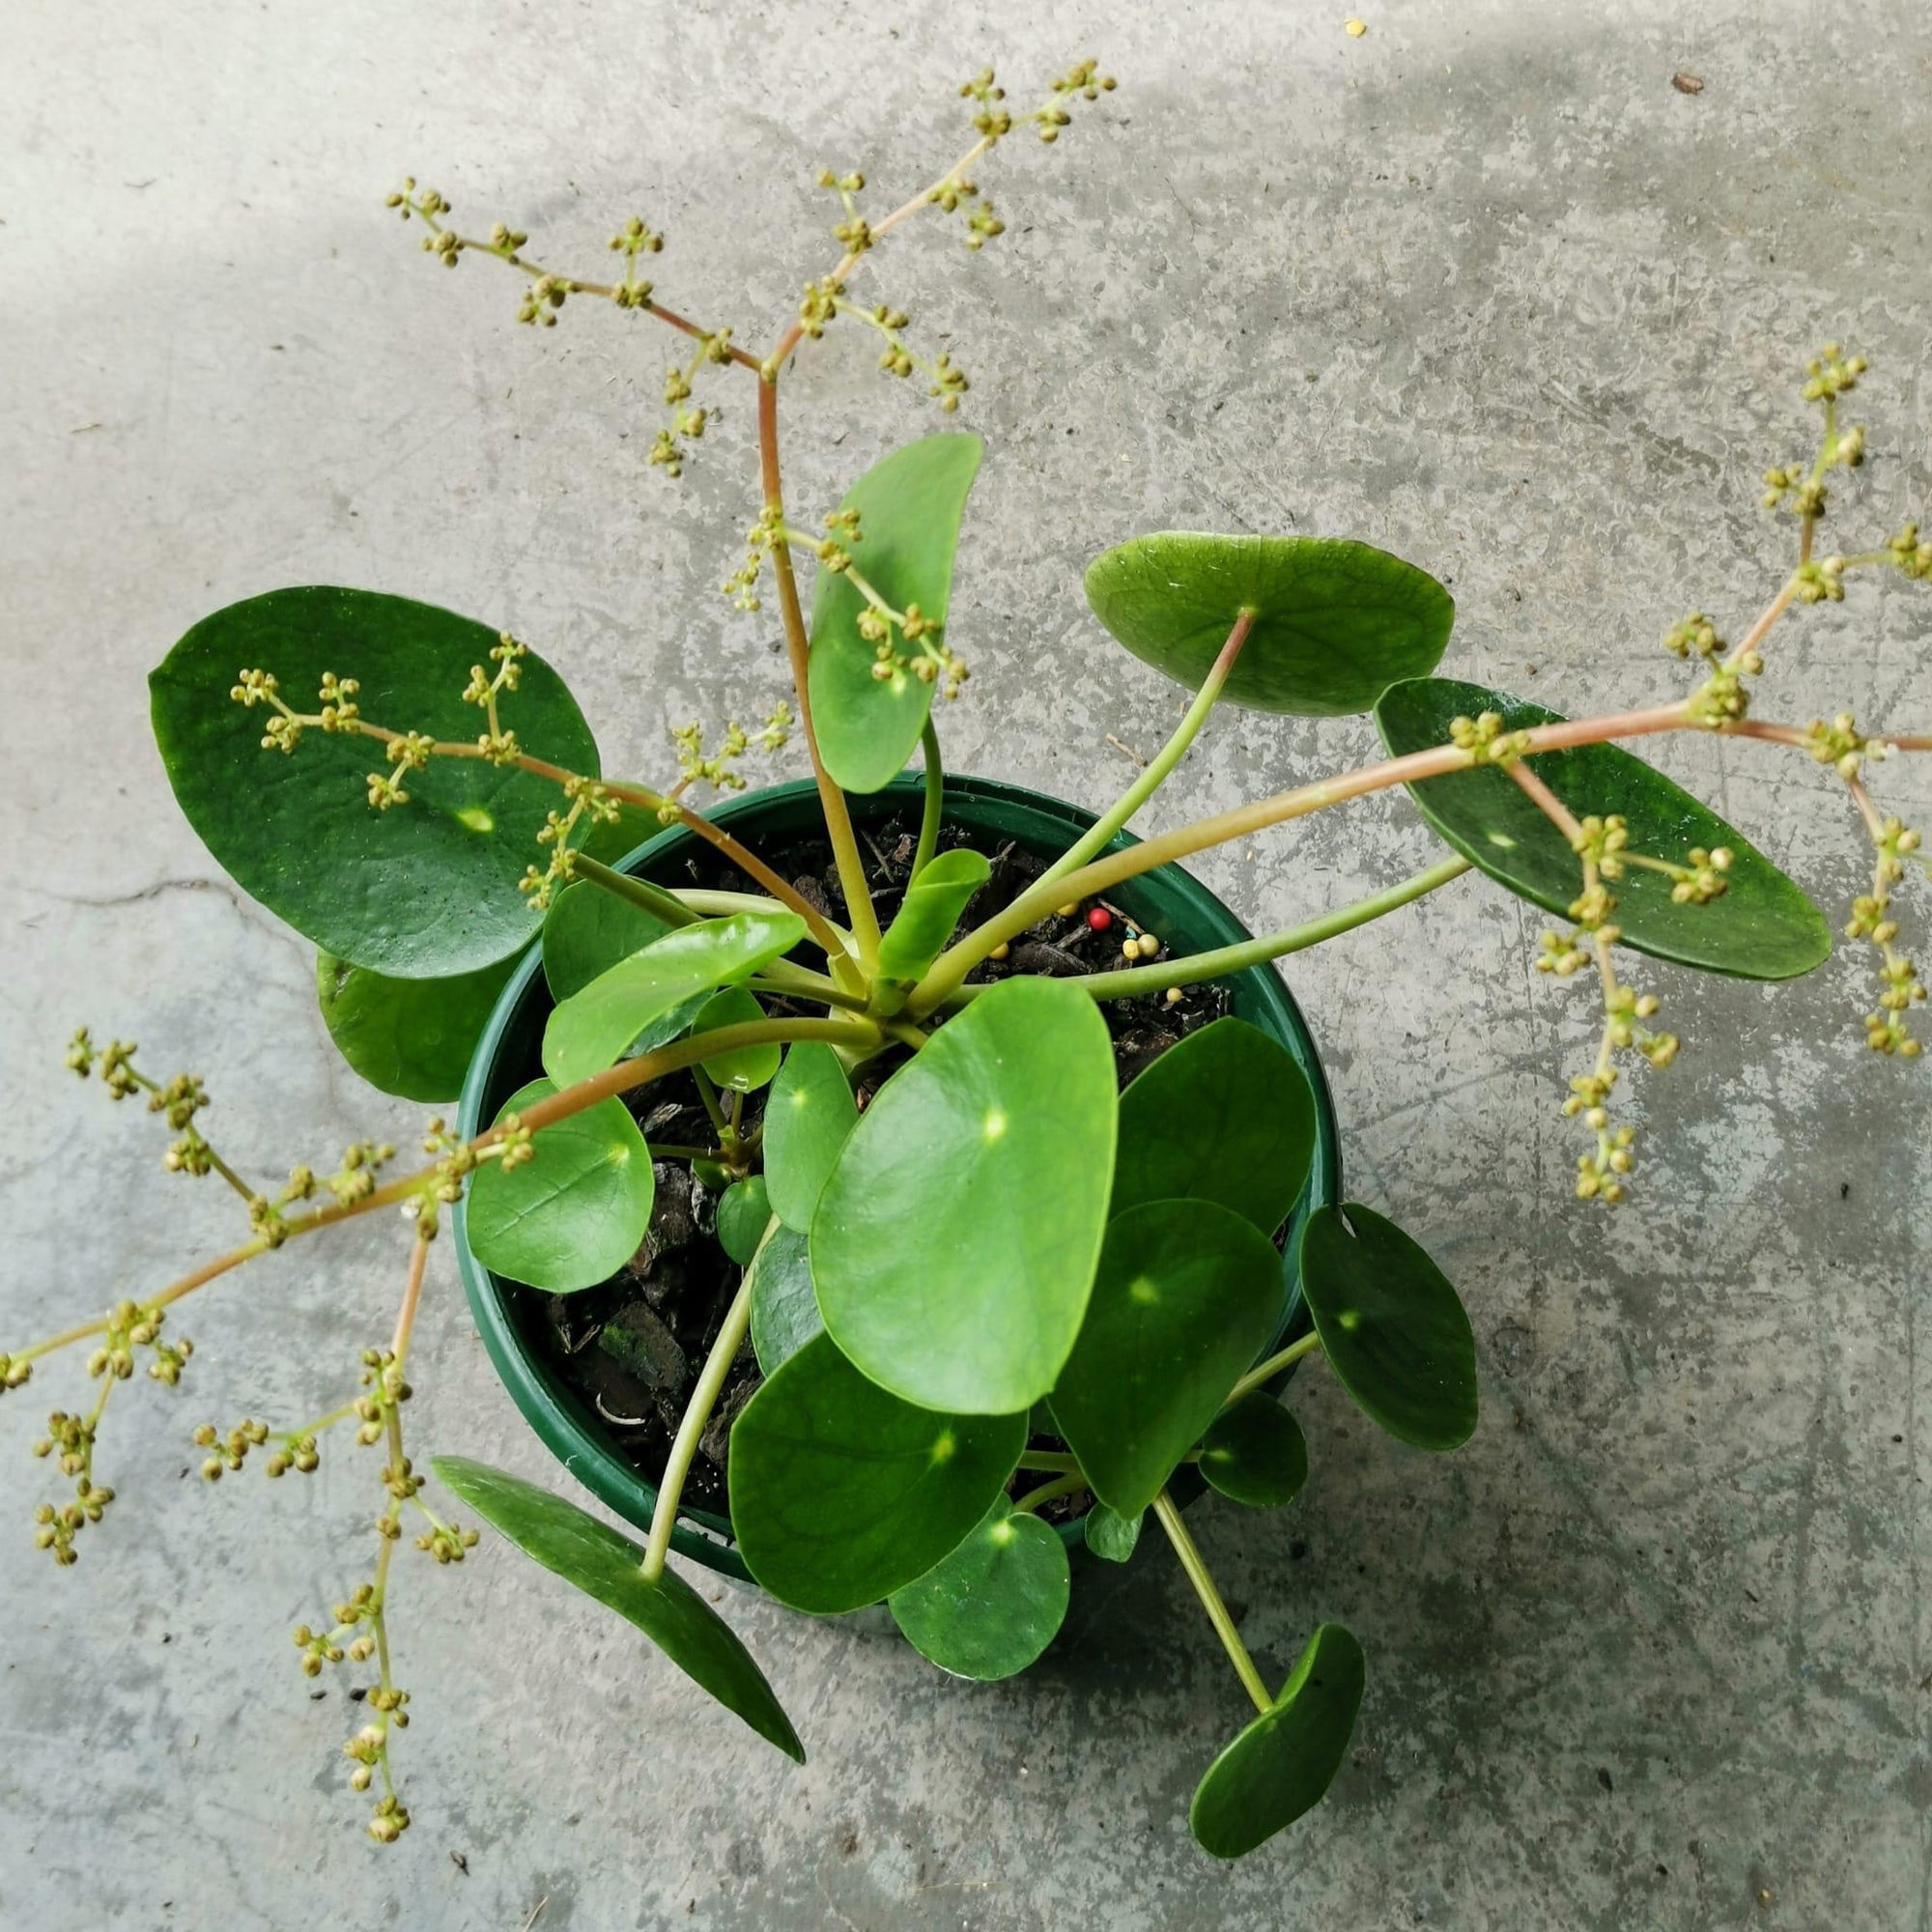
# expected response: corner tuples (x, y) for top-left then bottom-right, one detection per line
(5, 2), (1931, 1925)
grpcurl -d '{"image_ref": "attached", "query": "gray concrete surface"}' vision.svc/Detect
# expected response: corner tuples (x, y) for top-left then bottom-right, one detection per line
(5, 2), (1931, 1925)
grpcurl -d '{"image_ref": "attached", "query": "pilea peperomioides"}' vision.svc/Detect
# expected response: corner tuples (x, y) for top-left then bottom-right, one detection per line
(7, 56), (1931, 1861)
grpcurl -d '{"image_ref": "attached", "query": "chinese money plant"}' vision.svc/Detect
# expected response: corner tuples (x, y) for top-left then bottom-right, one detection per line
(6, 58), (1930, 1863)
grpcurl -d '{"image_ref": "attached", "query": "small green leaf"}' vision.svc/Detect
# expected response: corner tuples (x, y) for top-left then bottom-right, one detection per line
(748, 1223), (822, 1375)
(888, 1501), (1070, 1681)
(813, 976), (1118, 1414)
(694, 986), (781, 1093)
(717, 1177), (773, 1265)
(1083, 1501), (1143, 1564)
(542, 910), (806, 1088)
(1190, 1624), (1366, 1859)
(1200, 1394), (1308, 1509)
(430, 1456), (803, 1762)
(542, 882), (672, 1001)
(1295, 1203), (1477, 1452)
(466, 1078), (654, 1293)
(1375, 676), (1833, 980)
(316, 950), (516, 1103)
(762, 1043), (859, 1234)
(808, 435), (983, 792)
(151, 587), (606, 976)
(875, 847), (991, 984)
(1049, 1200), (1283, 1518)
(1112, 1016), (1317, 1236)
(729, 1333), (1025, 1615)
(1085, 534), (1454, 717)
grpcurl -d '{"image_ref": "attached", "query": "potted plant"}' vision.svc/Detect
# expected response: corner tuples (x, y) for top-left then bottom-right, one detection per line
(7, 56), (1928, 1862)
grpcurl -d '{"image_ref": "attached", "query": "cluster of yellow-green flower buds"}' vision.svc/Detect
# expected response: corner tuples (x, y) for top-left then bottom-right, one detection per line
(265, 1432), (321, 1479)
(1569, 813), (1631, 880)
(195, 1417), (269, 1481)
(246, 1163), (318, 1250)
(1667, 845), (1732, 905)
(1794, 555), (1847, 605)
(316, 671), (361, 732)
(327, 1141), (397, 1207)
(607, 213), (662, 308)
(1662, 611), (1724, 660)
(1448, 710), (1532, 766)
(416, 1517), (480, 1564)
(1803, 711), (1867, 781)
(1803, 342), (1867, 404)
(518, 273), (571, 327)
(670, 705), (793, 798)
(1889, 522), (1932, 580)
(1848, 814), (1925, 1056)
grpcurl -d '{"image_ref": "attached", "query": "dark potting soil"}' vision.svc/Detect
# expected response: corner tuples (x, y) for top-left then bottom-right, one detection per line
(521, 812), (1235, 1523)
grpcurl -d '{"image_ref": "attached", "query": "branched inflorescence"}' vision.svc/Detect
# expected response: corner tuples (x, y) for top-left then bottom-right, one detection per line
(1530, 810), (1697, 1204)
(384, 182), (746, 478)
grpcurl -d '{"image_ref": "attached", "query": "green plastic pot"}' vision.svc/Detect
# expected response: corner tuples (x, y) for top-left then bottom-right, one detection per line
(453, 774), (1341, 1582)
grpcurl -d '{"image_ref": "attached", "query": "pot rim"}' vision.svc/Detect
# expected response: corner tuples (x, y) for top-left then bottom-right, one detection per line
(453, 772), (1342, 1580)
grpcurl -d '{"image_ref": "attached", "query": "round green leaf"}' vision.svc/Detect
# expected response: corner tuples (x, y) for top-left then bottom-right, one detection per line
(808, 435), (983, 793)
(542, 882), (672, 1002)
(729, 1333), (1025, 1615)
(812, 976), (1118, 1414)
(1083, 1501), (1143, 1564)
(763, 1042), (859, 1234)
(875, 847), (992, 984)
(717, 1177), (773, 1265)
(541, 910), (806, 1089)
(1295, 1203), (1477, 1452)
(888, 1501), (1070, 1681)
(1085, 534), (1453, 717)
(316, 949), (516, 1103)
(1190, 1623), (1366, 1859)
(151, 586), (605, 977)
(1375, 676), (1832, 980)
(694, 986), (781, 1094)
(1048, 1200), (1284, 1518)
(466, 1077), (654, 1293)
(430, 1456), (803, 1762)
(748, 1223), (822, 1375)
(1112, 1016), (1317, 1236)
(1200, 1394), (1308, 1509)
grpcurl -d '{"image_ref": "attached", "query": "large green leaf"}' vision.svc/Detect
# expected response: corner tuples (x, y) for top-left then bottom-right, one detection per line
(808, 435), (983, 792)
(1375, 676), (1832, 980)
(812, 976), (1118, 1414)
(888, 1500), (1070, 1680)
(693, 986), (781, 1094)
(1084, 534), (1453, 717)
(875, 848), (991, 984)
(729, 1334), (1025, 1615)
(316, 950), (516, 1103)
(430, 1456), (803, 1761)
(1190, 1624), (1366, 1859)
(1200, 1393), (1308, 1509)
(465, 1077), (654, 1293)
(1048, 1200), (1283, 1518)
(1295, 1203), (1477, 1452)
(151, 586), (605, 977)
(762, 1043), (859, 1234)
(748, 1223), (822, 1374)
(542, 911), (806, 1088)
(1112, 1017), (1317, 1236)
(542, 882), (672, 1002)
